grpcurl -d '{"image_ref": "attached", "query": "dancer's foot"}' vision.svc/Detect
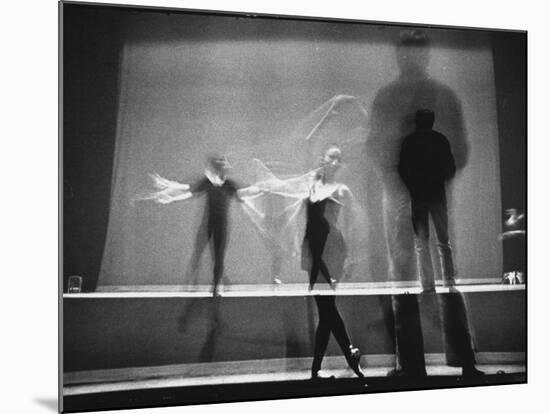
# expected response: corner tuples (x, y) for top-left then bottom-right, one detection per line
(272, 277), (283, 285)
(347, 345), (365, 378)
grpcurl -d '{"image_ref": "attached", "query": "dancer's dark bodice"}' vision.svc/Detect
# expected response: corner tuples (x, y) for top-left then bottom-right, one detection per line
(305, 198), (331, 240)
(191, 177), (238, 227)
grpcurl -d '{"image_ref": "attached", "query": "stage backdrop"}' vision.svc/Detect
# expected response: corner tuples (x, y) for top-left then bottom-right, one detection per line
(98, 12), (501, 287)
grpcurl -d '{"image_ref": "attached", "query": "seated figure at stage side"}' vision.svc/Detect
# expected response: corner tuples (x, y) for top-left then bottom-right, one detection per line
(304, 145), (364, 380)
(397, 109), (484, 378)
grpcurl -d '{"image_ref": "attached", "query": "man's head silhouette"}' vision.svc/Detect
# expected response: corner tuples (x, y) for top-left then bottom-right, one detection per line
(397, 29), (431, 75)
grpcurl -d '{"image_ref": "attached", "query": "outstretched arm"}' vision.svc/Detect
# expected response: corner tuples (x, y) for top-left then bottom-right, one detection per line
(305, 94), (368, 141)
(133, 173), (194, 205)
(236, 185), (264, 201)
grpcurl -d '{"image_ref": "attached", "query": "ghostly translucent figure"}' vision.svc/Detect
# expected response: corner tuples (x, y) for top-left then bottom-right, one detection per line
(366, 29), (468, 283)
(137, 155), (260, 296)
(370, 30), (482, 379)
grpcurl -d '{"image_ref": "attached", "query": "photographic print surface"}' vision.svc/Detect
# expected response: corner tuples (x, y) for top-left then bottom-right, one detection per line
(61, 2), (526, 412)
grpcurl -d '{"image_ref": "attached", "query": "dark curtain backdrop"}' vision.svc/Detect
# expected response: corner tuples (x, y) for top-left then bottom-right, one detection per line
(62, 5), (124, 292)
(62, 4), (525, 291)
(492, 32), (527, 273)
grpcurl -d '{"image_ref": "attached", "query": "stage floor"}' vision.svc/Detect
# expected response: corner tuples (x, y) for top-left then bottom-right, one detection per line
(63, 361), (526, 413)
(68, 279), (525, 298)
(64, 354), (525, 396)
(65, 364), (525, 396)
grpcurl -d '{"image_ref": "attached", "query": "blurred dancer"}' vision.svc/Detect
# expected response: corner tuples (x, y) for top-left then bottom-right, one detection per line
(304, 146), (364, 379)
(185, 155), (241, 296)
(142, 155), (256, 296)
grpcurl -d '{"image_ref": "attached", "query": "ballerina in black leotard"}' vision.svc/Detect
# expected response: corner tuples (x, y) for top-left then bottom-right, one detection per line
(305, 145), (364, 380)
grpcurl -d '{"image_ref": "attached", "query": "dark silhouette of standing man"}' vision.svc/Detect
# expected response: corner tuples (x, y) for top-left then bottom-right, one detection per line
(398, 109), (483, 378)
(398, 109), (456, 292)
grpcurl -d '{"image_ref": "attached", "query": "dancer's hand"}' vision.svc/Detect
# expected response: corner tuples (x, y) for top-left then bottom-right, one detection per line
(327, 95), (355, 117)
(331, 94), (356, 105)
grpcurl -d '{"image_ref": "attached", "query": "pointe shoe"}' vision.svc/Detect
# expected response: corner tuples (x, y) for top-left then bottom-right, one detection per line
(347, 345), (365, 378)
(311, 370), (335, 380)
(352, 365), (365, 378)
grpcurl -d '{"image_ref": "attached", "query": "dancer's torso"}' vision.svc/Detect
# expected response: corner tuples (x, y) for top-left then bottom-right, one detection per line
(193, 177), (238, 226)
(305, 182), (344, 239)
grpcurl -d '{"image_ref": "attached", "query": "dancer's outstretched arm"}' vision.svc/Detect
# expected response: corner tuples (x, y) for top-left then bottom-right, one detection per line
(235, 160), (312, 252)
(305, 94), (368, 141)
(236, 184), (264, 200)
(133, 172), (193, 204)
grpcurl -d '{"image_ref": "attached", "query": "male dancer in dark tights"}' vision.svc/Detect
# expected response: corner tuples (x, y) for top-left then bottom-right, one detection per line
(186, 155), (241, 296)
